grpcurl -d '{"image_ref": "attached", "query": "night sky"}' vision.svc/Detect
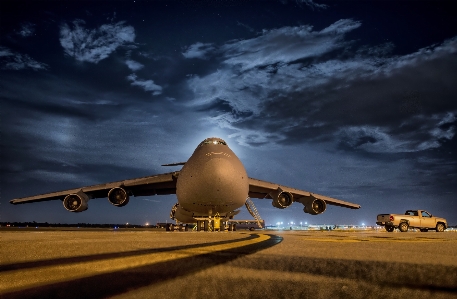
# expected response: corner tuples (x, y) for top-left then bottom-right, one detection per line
(1, 1), (456, 226)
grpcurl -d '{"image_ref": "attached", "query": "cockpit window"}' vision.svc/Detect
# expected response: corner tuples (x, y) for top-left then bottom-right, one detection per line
(198, 139), (227, 147)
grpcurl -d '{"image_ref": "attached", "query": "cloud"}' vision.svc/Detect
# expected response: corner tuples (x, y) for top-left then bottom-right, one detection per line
(125, 59), (144, 71)
(296, 0), (328, 10)
(141, 198), (161, 203)
(335, 123), (448, 154)
(59, 19), (135, 63)
(220, 19), (361, 71)
(0, 46), (48, 70)
(187, 19), (364, 116)
(184, 20), (457, 152)
(16, 22), (35, 37)
(127, 73), (162, 95)
(182, 42), (215, 59)
(280, 0), (328, 11)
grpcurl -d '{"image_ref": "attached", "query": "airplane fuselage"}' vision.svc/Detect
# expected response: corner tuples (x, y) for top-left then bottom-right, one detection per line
(174, 138), (248, 222)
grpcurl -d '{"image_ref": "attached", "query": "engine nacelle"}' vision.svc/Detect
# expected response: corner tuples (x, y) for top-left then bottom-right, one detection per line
(63, 191), (89, 212)
(270, 188), (293, 209)
(300, 196), (327, 215)
(108, 187), (130, 207)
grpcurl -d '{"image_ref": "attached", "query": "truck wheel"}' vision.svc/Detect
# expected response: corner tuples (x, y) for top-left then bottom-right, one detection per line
(420, 228), (428, 232)
(399, 222), (409, 232)
(385, 226), (394, 232)
(436, 223), (445, 232)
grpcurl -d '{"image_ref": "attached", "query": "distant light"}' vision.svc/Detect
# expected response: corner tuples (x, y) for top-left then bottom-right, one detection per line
(145, 222), (149, 226)
(280, 222), (283, 225)
(362, 223), (365, 226)
(305, 222), (307, 225)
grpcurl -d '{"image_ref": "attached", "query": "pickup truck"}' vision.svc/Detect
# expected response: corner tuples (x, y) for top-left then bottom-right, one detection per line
(376, 210), (447, 232)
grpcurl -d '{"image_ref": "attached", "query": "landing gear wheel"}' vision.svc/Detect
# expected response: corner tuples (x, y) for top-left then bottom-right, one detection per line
(420, 228), (428, 232)
(399, 222), (409, 232)
(386, 226), (394, 232)
(436, 223), (445, 232)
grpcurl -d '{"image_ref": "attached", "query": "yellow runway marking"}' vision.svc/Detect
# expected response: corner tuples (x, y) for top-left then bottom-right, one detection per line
(0, 234), (270, 294)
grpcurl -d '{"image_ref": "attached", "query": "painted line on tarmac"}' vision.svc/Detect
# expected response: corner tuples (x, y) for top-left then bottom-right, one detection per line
(0, 233), (271, 294)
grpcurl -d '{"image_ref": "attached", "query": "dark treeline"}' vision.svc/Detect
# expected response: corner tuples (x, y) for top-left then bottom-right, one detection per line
(0, 222), (158, 228)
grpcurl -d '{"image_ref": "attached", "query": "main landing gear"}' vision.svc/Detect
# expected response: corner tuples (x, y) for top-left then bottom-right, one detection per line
(165, 223), (190, 231)
(194, 215), (237, 232)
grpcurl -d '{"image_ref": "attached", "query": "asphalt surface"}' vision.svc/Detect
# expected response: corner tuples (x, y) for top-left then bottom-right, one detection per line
(1, 229), (456, 299)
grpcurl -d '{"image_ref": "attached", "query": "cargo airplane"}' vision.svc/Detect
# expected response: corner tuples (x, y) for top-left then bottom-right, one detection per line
(10, 137), (360, 230)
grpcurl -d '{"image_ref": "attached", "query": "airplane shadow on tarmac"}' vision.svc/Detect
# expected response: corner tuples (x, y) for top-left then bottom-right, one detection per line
(1, 234), (283, 299)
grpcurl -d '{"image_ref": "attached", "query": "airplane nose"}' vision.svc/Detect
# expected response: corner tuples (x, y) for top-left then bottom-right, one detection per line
(203, 157), (238, 191)
(176, 151), (249, 213)
(198, 157), (247, 207)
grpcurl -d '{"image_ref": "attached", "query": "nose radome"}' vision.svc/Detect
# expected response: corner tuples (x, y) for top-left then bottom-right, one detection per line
(201, 157), (246, 201)
(204, 158), (236, 187)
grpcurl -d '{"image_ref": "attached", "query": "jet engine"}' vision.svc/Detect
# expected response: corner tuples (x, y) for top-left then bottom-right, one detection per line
(63, 191), (89, 212)
(108, 187), (130, 207)
(270, 188), (293, 209)
(300, 196), (327, 215)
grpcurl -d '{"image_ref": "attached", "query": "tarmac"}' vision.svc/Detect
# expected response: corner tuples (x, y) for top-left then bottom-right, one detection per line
(1, 228), (456, 299)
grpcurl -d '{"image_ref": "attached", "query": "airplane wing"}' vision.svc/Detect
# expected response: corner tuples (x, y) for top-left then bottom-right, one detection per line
(248, 177), (360, 209)
(10, 171), (179, 205)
